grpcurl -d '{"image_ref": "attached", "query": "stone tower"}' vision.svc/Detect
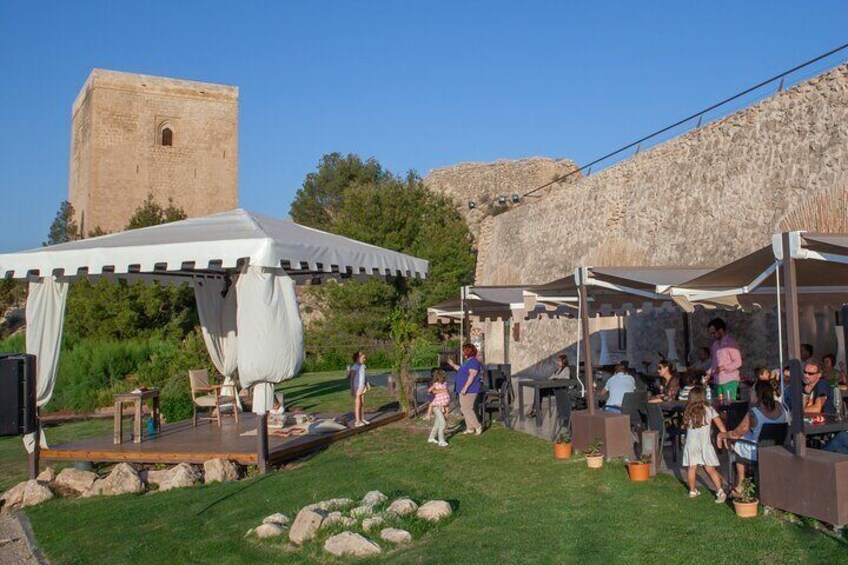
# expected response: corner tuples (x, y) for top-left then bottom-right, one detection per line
(68, 69), (239, 234)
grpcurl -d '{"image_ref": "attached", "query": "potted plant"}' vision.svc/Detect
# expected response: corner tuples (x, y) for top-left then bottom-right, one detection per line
(585, 438), (604, 468)
(627, 453), (651, 482)
(733, 478), (759, 518)
(553, 426), (573, 459)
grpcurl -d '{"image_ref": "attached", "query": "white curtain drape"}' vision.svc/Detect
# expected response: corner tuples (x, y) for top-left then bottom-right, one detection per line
(236, 266), (303, 414)
(194, 277), (241, 409)
(23, 275), (69, 452)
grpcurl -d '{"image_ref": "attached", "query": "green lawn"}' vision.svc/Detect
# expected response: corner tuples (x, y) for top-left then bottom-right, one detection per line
(7, 372), (847, 563)
(277, 369), (395, 414)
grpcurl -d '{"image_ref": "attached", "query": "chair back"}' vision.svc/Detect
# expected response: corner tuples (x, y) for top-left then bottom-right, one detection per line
(554, 388), (572, 426)
(633, 374), (648, 392)
(757, 423), (788, 447)
(189, 369), (210, 393)
(646, 403), (666, 447)
(621, 391), (648, 429)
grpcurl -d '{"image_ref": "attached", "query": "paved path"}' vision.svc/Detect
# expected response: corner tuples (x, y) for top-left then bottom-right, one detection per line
(0, 511), (46, 564)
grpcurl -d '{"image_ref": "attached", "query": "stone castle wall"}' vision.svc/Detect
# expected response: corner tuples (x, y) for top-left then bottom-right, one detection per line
(423, 157), (580, 245)
(475, 64), (848, 377)
(69, 69), (239, 234)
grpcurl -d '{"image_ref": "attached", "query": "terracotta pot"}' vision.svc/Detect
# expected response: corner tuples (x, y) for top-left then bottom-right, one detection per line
(586, 454), (604, 468)
(733, 499), (759, 519)
(554, 442), (573, 459)
(628, 462), (650, 482)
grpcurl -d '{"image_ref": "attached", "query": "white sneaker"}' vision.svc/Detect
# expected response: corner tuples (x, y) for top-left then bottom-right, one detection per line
(361, 419), (371, 425)
(715, 489), (727, 504)
(428, 438), (438, 444)
(354, 421), (366, 428)
(688, 489), (701, 498)
(474, 428), (482, 435)
(437, 441), (449, 447)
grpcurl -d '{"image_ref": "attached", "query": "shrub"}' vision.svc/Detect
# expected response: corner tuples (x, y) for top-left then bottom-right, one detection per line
(0, 333), (25, 354)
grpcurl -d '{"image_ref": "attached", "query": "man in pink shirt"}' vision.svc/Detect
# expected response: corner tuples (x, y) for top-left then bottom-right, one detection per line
(706, 318), (743, 401)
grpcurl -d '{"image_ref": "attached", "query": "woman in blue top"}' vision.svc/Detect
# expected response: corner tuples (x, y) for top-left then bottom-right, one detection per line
(447, 343), (483, 435)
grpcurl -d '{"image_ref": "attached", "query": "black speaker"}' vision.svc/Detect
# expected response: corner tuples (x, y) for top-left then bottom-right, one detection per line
(0, 354), (37, 437)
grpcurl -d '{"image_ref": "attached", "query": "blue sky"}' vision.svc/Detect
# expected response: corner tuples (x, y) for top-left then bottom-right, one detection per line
(1, 1), (847, 251)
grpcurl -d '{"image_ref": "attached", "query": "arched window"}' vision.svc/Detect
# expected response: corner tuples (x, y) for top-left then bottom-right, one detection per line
(161, 127), (173, 146)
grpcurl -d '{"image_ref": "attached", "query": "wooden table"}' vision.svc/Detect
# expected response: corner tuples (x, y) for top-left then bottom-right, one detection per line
(517, 379), (576, 427)
(114, 389), (161, 445)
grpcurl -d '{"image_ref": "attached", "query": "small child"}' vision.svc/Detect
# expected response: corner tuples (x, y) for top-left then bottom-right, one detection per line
(681, 385), (728, 502)
(427, 370), (451, 447)
(424, 367), (439, 420)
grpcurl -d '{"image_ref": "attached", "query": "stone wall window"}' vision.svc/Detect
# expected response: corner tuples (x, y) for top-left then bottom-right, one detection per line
(161, 127), (173, 146)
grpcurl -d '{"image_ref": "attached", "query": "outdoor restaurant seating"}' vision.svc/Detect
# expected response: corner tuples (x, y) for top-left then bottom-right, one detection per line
(189, 369), (240, 427)
(621, 391), (648, 431)
(478, 365), (513, 427)
(725, 422), (788, 486)
(552, 388), (573, 440)
(646, 402), (683, 463)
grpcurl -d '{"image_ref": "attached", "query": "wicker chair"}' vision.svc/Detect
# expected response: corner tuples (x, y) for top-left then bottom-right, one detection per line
(189, 369), (240, 427)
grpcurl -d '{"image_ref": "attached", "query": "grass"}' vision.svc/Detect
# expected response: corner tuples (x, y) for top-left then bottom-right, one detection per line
(6, 372), (847, 563)
(277, 369), (395, 414)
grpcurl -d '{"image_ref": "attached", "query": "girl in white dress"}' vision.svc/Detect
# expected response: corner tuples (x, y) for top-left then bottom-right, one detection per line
(682, 385), (728, 502)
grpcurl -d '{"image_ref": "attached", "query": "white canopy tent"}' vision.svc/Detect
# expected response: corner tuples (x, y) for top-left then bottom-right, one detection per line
(0, 209), (428, 450)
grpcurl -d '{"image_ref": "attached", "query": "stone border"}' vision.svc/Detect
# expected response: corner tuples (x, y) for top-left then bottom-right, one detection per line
(12, 511), (49, 565)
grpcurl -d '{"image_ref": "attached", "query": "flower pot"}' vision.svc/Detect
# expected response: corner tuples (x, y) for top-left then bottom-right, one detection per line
(733, 499), (759, 519)
(628, 462), (650, 482)
(554, 442), (573, 459)
(586, 454), (604, 468)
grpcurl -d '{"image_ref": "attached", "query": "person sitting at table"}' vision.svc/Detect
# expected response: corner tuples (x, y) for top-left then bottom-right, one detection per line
(528, 354), (573, 418)
(783, 359), (835, 416)
(598, 362), (635, 413)
(651, 361), (680, 402)
(677, 371), (696, 401)
(824, 430), (848, 455)
(717, 380), (788, 497)
(747, 366), (778, 403)
(822, 353), (845, 386)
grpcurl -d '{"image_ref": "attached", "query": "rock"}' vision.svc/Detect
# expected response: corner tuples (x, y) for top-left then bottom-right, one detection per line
(362, 517), (384, 532)
(262, 512), (290, 526)
(380, 527), (412, 544)
(144, 469), (170, 486)
(21, 480), (54, 508)
(289, 508), (325, 545)
(321, 512), (344, 528)
(158, 463), (199, 492)
(362, 490), (388, 506)
(306, 497), (354, 512)
(81, 479), (104, 498)
(386, 498), (418, 517)
(203, 458), (239, 483)
(323, 532), (381, 558)
(350, 505), (374, 518)
(36, 467), (56, 483)
(0, 481), (27, 508)
(417, 500), (453, 522)
(55, 468), (99, 494)
(99, 463), (144, 496)
(340, 517), (356, 528)
(254, 523), (286, 538)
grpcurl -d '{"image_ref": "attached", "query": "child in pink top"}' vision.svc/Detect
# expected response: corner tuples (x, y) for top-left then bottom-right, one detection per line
(427, 370), (451, 447)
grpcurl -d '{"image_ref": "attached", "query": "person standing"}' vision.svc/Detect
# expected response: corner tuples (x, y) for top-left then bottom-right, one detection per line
(448, 343), (483, 435)
(706, 318), (742, 401)
(348, 351), (370, 427)
(427, 370), (451, 447)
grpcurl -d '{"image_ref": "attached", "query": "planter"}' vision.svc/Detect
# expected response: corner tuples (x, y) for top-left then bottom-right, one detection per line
(554, 442), (573, 459)
(733, 499), (759, 519)
(586, 454), (604, 469)
(627, 462), (650, 482)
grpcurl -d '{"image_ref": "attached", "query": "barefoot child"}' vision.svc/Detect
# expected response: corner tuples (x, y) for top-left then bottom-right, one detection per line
(682, 385), (728, 502)
(427, 370), (451, 447)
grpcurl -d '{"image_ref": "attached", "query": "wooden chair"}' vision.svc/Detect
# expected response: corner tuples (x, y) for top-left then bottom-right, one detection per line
(189, 369), (240, 427)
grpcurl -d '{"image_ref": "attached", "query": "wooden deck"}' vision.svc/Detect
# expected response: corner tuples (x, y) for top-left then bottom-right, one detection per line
(42, 408), (404, 467)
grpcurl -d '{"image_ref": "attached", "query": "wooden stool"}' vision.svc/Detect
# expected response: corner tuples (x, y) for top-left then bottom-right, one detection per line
(114, 389), (161, 445)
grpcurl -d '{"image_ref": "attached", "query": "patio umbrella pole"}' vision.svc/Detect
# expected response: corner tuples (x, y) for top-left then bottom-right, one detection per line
(257, 413), (270, 474)
(781, 233), (805, 457)
(579, 274), (595, 414)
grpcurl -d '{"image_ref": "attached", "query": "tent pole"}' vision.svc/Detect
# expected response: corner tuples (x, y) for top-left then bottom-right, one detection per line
(781, 233), (805, 457)
(579, 277), (595, 415)
(776, 260), (784, 395)
(257, 413), (270, 474)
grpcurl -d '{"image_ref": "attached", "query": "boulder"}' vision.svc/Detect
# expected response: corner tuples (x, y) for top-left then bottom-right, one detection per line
(36, 467), (56, 483)
(289, 508), (325, 545)
(254, 523), (286, 538)
(0, 481), (27, 508)
(81, 479), (104, 498)
(100, 463), (144, 496)
(380, 527), (412, 544)
(55, 468), (99, 494)
(324, 532), (381, 558)
(340, 517), (356, 528)
(386, 498), (418, 517)
(158, 463), (199, 492)
(321, 511), (344, 528)
(307, 497), (354, 512)
(362, 517), (384, 532)
(144, 469), (170, 486)
(262, 513), (290, 526)
(417, 500), (453, 522)
(21, 480), (54, 508)
(362, 490), (388, 506)
(350, 505), (374, 518)
(203, 458), (239, 483)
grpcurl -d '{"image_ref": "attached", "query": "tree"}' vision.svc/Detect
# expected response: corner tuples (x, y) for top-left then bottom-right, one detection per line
(126, 194), (187, 230)
(44, 200), (80, 246)
(290, 153), (389, 229)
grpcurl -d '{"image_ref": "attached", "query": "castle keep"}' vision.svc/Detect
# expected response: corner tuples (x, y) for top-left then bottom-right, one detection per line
(68, 69), (239, 234)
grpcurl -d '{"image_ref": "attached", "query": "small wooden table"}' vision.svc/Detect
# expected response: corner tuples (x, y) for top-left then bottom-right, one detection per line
(114, 389), (161, 445)
(518, 379), (577, 427)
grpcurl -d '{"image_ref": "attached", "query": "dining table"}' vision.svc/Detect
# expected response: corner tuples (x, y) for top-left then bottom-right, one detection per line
(517, 378), (578, 427)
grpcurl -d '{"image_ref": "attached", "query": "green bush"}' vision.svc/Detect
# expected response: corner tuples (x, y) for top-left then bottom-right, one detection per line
(0, 333), (25, 354)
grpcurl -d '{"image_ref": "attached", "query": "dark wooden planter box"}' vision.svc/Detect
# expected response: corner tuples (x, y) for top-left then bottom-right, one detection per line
(759, 445), (848, 527)
(571, 411), (633, 459)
